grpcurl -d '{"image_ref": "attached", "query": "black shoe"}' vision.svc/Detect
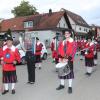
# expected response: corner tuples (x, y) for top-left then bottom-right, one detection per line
(39, 67), (41, 70)
(80, 59), (83, 60)
(85, 72), (91, 76)
(68, 87), (72, 94)
(12, 89), (15, 94)
(29, 82), (35, 84)
(56, 85), (65, 90)
(94, 64), (97, 66)
(2, 90), (9, 95)
(27, 81), (35, 84)
(27, 81), (31, 84)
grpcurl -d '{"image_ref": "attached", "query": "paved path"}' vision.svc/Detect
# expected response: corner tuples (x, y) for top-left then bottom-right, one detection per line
(0, 53), (100, 100)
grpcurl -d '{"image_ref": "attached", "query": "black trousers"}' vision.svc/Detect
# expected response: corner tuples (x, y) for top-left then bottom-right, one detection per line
(27, 62), (35, 82)
(25, 51), (36, 82)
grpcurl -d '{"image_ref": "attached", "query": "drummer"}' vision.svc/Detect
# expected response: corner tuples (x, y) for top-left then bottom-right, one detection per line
(56, 31), (77, 94)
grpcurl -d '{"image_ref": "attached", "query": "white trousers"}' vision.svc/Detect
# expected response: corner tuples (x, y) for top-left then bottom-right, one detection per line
(60, 79), (73, 87)
(86, 67), (93, 73)
(4, 83), (15, 90)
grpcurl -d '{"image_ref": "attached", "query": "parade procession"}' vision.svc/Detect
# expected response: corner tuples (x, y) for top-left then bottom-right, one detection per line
(0, 0), (100, 100)
(0, 25), (100, 99)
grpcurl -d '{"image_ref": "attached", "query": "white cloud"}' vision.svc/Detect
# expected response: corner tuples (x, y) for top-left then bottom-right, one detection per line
(0, 0), (100, 25)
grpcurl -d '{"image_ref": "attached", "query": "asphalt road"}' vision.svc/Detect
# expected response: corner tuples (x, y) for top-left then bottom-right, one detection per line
(0, 53), (100, 100)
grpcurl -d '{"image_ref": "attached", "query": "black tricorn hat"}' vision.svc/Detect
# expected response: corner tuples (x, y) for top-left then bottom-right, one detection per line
(5, 34), (13, 41)
(36, 37), (39, 40)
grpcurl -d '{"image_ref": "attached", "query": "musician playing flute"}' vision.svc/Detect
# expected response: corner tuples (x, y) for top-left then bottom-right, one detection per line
(84, 37), (94, 76)
(56, 31), (77, 94)
(35, 37), (43, 69)
(50, 37), (57, 63)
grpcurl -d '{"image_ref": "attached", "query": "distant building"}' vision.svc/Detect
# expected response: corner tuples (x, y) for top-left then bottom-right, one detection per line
(0, 10), (72, 46)
(90, 25), (100, 38)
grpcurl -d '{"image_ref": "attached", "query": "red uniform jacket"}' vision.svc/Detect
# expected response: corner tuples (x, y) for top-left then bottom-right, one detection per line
(1, 45), (21, 71)
(50, 41), (55, 51)
(35, 42), (43, 55)
(58, 38), (77, 61)
(77, 40), (81, 49)
(84, 42), (94, 58)
(80, 40), (86, 50)
(50, 40), (58, 59)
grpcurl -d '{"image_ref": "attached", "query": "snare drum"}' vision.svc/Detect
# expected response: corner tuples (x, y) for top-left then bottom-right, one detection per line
(56, 62), (70, 76)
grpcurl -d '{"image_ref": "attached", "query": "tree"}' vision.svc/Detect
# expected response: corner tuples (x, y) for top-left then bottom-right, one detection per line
(11, 0), (39, 17)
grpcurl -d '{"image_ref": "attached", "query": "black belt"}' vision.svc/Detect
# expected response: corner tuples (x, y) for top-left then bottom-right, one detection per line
(4, 62), (13, 64)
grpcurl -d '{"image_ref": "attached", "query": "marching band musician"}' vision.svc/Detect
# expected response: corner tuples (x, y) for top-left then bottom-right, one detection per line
(24, 36), (36, 84)
(84, 38), (94, 76)
(35, 37), (43, 69)
(93, 39), (98, 66)
(80, 38), (86, 60)
(50, 37), (56, 63)
(0, 34), (21, 95)
(56, 31), (77, 94)
(50, 36), (59, 64)
(77, 38), (81, 51)
(25, 50), (36, 84)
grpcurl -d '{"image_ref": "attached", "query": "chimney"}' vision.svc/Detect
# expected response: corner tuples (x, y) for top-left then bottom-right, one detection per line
(49, 9), (52, 16)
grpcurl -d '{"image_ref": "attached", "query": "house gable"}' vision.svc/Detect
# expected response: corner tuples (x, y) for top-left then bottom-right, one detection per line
(61, 8), (89, 27)
(23, 11), (71, 31)
(57, 16), (68, 28)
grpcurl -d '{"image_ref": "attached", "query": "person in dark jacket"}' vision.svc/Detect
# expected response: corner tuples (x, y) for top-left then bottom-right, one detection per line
(25, 50), (36, 84)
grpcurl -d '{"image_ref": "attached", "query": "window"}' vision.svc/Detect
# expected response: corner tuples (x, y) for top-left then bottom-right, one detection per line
(24, 21), (33, 28)
(79, 27), (81, 30)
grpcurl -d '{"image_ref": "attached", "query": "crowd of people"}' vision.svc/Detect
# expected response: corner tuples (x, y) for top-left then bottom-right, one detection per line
(0, 34), (43, 95)
(50, 31), (99, 94)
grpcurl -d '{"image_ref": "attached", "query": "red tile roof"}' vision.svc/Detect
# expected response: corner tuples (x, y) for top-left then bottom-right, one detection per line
(0, 11), (65, 32)
(0, 16), (26, 32)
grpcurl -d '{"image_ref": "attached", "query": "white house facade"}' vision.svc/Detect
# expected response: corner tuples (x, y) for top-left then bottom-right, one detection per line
(25, 16), (69, 47)
(67, 15), (90, 34)
(57, 16), (68, 28)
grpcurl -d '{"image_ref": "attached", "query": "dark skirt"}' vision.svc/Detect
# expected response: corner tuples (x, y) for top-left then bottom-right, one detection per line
(35, 55), (42, 63)
(85, 57), (94, 67)
(58, 61), (74, 79)
(3, 71), (17, 83)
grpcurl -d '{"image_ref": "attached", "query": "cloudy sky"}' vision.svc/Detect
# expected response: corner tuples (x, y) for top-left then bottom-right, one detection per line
(0, 0), (100, 25)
